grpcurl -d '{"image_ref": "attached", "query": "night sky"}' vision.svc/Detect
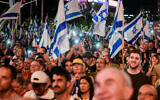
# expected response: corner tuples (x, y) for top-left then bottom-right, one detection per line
(0, 0), (158, 22)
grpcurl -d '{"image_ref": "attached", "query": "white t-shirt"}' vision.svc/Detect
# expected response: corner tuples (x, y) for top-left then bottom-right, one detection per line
(23, 88), (54, 99)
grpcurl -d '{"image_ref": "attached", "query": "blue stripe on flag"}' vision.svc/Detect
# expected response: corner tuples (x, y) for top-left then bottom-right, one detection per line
(144, 34), (150, 41)
(54, 47), (59, 57)
(41, 39), (44, 47)
(52, 21), (67, 47)
(124, 14), (142, 32)
(1, 13), (18, 18)
(110, 38), (122, 57)
(93, 15), (99, 22)
(116, 21), (123, 28)
(127, 29), (142, 43)
(66, 11), (81, 19)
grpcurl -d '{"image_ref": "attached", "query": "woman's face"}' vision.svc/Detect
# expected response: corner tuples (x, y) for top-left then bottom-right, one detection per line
(65, 61), (73, 73)
(80, 79), (90, 93)
(151, 56), (159, 65)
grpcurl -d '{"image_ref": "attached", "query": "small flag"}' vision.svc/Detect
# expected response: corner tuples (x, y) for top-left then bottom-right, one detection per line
(92, 0), (109, 36)
(143, 17), (151, 41)
(65, 0), (83, 21)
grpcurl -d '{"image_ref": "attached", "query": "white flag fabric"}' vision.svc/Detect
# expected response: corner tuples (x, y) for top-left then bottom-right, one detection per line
(143, 18), (151, 41)
(124, 13), (143, 44)
(0, 2), (21, 20)
(51, 0), (69, 59)
(92, 0), (109, 36)
(39, 23), (51, 49)
(65, 0), (83, 21)
(32, 17), (39, 47)
(109, 0), (124, 58)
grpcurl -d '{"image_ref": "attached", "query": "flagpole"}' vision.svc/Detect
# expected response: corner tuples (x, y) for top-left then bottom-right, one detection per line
(41, 0), (44, 22)
(121, 2), (125, 70)
(58, 40), (61, 66)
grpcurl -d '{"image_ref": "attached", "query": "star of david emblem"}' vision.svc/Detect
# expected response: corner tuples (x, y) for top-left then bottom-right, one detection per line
(132, 26), (137, 34)
(65, 6), (69, 15)
(99, 9), (107, 22)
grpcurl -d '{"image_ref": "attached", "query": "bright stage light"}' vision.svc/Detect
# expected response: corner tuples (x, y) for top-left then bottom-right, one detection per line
(88, 0), (118, 7)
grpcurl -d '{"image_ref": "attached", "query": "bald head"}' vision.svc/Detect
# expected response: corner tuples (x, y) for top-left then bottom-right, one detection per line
(95, 67), (133, 100)
(138, 84), (158, 100)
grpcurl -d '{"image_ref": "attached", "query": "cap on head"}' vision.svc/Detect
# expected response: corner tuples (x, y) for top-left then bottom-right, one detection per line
(72, 58), (85, 66)
(31, 71), (48, 83)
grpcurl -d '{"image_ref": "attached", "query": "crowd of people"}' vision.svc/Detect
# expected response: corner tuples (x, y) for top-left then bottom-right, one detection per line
(0, 33), (160, 100)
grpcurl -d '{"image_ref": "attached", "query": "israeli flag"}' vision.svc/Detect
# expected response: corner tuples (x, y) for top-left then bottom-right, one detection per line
(92, 0), (109, 36)
(0, 2), (21, 20)
(39, 22), (51, 49)
(65, 0), (83, 21)
(109, 0), (124, 58)
(32, 17), (39, 47)
(124, 13), (143, 44)
(106, 0), (123, 40)
(143, 18), (151, 41)
(51, 0), (69, 59)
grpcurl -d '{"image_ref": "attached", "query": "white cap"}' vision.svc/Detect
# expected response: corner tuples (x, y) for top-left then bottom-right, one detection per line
(31, 71), (48, 83)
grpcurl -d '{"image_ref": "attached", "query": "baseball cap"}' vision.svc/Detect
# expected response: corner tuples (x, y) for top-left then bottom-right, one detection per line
(31, 71), (48, 83)
(72, 58), (84, 66)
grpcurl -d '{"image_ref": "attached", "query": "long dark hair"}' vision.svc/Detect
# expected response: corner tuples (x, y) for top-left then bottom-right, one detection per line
(78, 76), (94, 100)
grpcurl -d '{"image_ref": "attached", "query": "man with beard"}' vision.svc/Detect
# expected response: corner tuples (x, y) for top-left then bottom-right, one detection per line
(126, 50), (151, 100)
(52, 67), (72, 100)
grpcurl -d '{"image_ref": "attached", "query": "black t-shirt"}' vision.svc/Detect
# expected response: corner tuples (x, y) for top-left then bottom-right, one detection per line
(126, 71), (152, 100)
(88, 64), (96, 73)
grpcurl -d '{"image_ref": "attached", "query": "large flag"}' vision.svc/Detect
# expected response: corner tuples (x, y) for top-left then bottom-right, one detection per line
(143, 17), (151, 41)
(124, 13), (143, 44)
(51, 0), (69, 59)
(108, 0), (124, 58)
(65, 0), (83, 21)
(92, 0), (109, 36)
(106, 0), (123, 40)
(0, 2), (21, 20)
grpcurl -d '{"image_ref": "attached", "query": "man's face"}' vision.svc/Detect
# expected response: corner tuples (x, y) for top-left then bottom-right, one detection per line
(73, 63), (84, 74)
(129, 53), (141, 69)
(0, 67), (12, 93)
(138, 85), (157, 100)
(94, 69), (125, 100)
(32, 83), (46, 96)
(30, 61), (41, 73)
(24, 58), (32, 68)
(103, 52), (110, 63)
(52, 75), (68, 95)
(96, 58), (105, 71)
(83, 58), (91, 66)
(148, 42), (154, 50)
